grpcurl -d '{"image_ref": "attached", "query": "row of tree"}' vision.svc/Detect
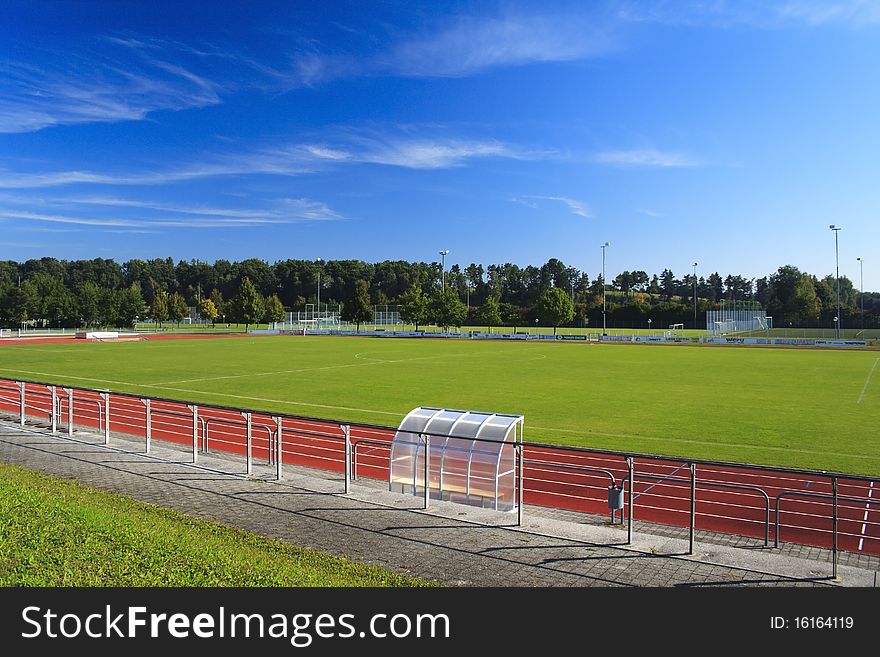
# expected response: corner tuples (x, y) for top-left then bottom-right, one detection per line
(0, 256), (877, 329)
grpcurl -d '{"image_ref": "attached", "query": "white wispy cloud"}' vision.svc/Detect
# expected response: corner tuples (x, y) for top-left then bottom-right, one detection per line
(0, 194), (342, 231)
(636, 208), (666, 218)
(384, 13), (617, 78)
(594, 148), (701, 168)
(515, 195), (592, 218)
(0, 38), (226, 134)
(350, 137), (521, 169)
(0, 131), (532, 189)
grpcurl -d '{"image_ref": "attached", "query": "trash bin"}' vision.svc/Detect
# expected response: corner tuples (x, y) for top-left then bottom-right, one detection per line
(607, 484), (624, 511)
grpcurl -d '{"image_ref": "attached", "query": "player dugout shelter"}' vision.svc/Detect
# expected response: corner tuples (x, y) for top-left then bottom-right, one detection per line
(389, 407), (523, 512)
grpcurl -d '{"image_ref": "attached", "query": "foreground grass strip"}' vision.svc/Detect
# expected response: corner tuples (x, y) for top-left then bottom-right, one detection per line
(0, 462), (432, 587)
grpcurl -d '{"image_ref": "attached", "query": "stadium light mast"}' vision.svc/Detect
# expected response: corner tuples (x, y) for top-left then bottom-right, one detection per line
(601, 242), (610, 335)
(830, 225), (842, 338)
(439, 249), (450, 289)
(568, 266), (576, 304)
(316, 257), (322, 323)
(692, 262), (699, 329)
(857, 257), (864, 331)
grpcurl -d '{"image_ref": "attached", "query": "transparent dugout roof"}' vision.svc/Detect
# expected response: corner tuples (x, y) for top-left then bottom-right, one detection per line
(389, 407), (523, 511)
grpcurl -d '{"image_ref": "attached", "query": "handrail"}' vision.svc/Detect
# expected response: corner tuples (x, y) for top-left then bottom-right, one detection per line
(150, 409), (207, 447)
(774, 490), (876, 548)
(524, 459), (618, 487)
(5, 374), (875, 482)
(524, 459), (619, 522)
(203, 416), (275, 459)
(351, 439), (392, 480)
(56, 395), (103, 431)
(0, 394), (53, 422)
(627, 472), (771, 546)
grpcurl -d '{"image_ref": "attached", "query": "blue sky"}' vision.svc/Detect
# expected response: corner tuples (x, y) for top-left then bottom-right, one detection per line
(1, 0), (878, 289)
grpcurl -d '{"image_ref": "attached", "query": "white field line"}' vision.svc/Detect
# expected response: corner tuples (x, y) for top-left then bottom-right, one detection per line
(857, 358), (880, 404)
(152, 348), (514, 385)
(858, 481), (875, 551)
(6, 364), (879, 465)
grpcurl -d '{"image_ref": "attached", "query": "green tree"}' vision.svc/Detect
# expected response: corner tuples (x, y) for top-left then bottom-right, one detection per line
(4, 286), (30, 327)
(77, 282), (102, 328)
(209, 288), (226, 324)
(536, 287), (574, 335)
(117, 283), (146, 327)
(431, 287), (467, 330)
(150, 289), (169, 328)
(398, 284), (429, 331)
(789, 275), (821, 323)
(499, 302), (521, 326)
(168, 292), (188, 327)
(199, 298), (219, 326)
(231, 277), (264, 331)
(263, 293), (285, 325)
(341, 280), (374, 331)
(476, 296), (502, 332)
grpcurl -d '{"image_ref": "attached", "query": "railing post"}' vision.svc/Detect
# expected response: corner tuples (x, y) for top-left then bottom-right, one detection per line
(424, 434), (430, 510)
(343, 425), (351, 494)
(142, 399), (151, 453)
(244, 412), (252, 476)
(18, 382), (25, 426)
(189, 405), (199, 464)
(832, 476), (839, 579)
(275, 417), (283, 481)
(517, 442), (524, 527)
(627, 457), (634, 545)
(689, 462), (696, 555)
(353, 442), (359, 482)
(50, 386), (57, 433)
(101, 392), (110, 445)
(66, 388), (73, 437)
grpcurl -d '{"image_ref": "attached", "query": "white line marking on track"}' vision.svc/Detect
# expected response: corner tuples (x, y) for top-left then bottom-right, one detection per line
(858, 480), (874, 551)
(857, 358), (879, 404)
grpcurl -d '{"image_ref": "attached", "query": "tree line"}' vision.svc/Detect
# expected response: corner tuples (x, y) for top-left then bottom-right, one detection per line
(0, 256), (876, 330)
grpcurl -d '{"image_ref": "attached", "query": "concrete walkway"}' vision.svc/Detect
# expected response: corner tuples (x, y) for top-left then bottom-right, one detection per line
(1, 418), (876, 587)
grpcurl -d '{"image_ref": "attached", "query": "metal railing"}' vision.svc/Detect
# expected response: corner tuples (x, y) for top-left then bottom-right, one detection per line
(1, 374), (877, 570)
(775, 487), (877, 579)
(628, 470), (772, 552)
(524, 460), (619, 522)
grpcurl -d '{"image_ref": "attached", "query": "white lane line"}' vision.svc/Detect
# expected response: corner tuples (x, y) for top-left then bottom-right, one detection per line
(857, 358), (879, 404)
(858, 480), (874, 551)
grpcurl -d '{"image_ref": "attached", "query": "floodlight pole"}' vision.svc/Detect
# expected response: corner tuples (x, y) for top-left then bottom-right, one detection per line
(857, 257), (864, 330)
(439, 250), (450, 289)
(316, 257), (322, 325)
(601, 242), (610, 335)
(830, 226), (842, 338)
(692, 262), (699, 329)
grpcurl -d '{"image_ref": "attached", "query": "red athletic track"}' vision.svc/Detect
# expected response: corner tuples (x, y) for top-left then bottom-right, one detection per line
(0, 378), (877, 558)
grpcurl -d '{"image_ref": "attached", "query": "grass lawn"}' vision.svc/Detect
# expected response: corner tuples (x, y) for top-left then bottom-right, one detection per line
(1, 335), (878, 475)
(0, 462), (430, 586)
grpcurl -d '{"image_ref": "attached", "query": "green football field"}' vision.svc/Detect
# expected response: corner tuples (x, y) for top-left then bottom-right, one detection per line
(1, 335), (878, 475)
